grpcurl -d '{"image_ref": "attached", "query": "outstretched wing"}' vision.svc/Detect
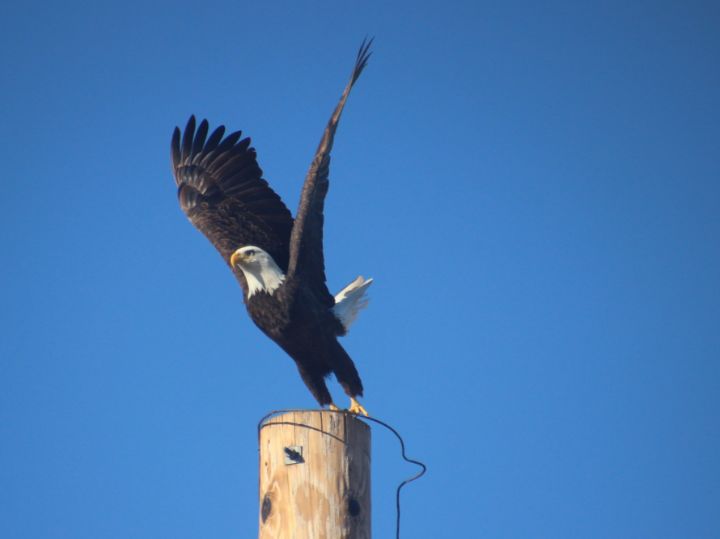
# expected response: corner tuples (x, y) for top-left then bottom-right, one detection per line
(171, 116), (294, 288)
(287, 39), (372, 306)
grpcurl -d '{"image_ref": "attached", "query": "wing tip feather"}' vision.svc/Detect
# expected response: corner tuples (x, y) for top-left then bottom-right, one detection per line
(352, 36), (374, 85)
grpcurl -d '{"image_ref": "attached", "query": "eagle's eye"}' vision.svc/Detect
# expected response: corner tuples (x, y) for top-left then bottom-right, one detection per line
(245, 249), (256, 257)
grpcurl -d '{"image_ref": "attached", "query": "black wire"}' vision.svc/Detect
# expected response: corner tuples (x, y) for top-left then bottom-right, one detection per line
(358, 414), (427, 539)
(258, 409), (427, 539)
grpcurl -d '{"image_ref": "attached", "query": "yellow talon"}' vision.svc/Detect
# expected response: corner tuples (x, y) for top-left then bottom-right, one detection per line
(328, 403), (339, 411)
(348, 397), (368, 416)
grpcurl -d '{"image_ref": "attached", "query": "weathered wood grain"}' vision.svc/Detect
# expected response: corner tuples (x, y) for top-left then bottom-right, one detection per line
(258, 411), (371, 539)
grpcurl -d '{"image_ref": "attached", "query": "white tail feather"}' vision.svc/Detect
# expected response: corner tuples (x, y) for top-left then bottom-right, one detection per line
(333, 276), (373, 331)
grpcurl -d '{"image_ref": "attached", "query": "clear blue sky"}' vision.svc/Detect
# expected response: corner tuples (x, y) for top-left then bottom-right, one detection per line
(2, 1), (719, 537)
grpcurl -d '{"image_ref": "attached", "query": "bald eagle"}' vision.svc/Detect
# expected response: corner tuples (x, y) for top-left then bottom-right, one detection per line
(170, 40), (373, 415)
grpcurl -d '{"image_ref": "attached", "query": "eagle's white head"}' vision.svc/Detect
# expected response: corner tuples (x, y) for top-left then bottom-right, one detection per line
(230, 246), (286, 298)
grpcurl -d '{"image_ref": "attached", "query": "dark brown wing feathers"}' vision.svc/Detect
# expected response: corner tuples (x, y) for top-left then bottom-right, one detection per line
(171, 116), (294, 279)
(287, 38), (372, 306)
(171, 39), (371, 302)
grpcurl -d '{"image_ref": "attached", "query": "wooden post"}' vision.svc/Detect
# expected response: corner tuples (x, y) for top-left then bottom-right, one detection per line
(258, 411), (371, 539)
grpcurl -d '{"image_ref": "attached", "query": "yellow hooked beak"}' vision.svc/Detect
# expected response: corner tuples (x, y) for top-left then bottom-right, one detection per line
(230, 250), (244, 268)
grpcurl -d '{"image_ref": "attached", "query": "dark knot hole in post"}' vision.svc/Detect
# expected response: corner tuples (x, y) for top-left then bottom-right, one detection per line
(261, 494), (272, 523)
(348, 497), (361, 517)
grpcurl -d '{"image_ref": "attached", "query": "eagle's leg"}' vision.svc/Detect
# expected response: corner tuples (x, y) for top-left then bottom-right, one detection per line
(296, 364), (334, 409)
(348, 397), (368, 416)
(328, 403), (340, 411)
(329, 342), (367, 415)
